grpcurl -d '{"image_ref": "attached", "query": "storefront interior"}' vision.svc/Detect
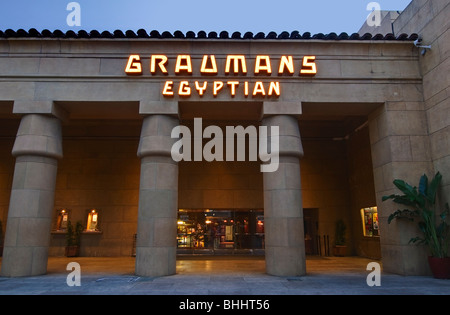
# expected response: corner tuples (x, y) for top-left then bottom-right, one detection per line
(0, 101), (381, 261)
(176, 209), (265, 254)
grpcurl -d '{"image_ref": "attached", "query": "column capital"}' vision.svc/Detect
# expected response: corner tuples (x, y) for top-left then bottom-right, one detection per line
(139, 100), (179, 117)
(261, 101), (302, 119)
(12, 114), (63, 159)
(262, 114), (304, 159)
(13, 100), (69, 122)
(137, 114), (179, 159)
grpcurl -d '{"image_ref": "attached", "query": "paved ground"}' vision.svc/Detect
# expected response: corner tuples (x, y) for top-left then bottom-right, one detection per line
(0, 256), (449, 295)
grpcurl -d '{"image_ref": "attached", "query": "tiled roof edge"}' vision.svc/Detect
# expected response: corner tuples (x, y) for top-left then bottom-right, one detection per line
(0, 29), (419, 41)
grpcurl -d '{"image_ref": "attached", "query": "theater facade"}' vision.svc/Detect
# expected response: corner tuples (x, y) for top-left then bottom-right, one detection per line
(0, 0), (449, 278)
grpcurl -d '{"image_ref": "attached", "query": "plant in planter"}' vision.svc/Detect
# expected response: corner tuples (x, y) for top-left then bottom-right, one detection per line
(383, 172), (450, 279)
(65, 220), (83, 257)
(333, 219), (347, 256)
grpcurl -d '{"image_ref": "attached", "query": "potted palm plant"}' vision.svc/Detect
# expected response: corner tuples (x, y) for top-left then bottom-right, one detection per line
(383, 172), (450, 279)
(333, 219), (347, 256)
(65, 220), (83, 257)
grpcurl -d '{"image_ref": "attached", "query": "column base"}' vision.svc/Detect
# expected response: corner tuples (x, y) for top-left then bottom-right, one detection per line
(1, 246), (48, 277)
(135, 246), (177, 277)
(265, 246), (306, 277)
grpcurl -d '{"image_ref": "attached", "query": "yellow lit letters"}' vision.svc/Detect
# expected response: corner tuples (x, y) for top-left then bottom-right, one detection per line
(300, 56), (317, 75)
(255, 55), (272, 74)
(150, 55), (168, 74)
(125, 54), (318, 97)
(175, 55), (193, 74)
(225, 55), (247, 74)
(200, 55), (218, 74)
(125, 55), (142, 74)
(227, 81), (239, 96)
(195, 81), (208, 96)
(162, 81), (174, 96)
(278, 56), (294, 75)
(268, 82), (281, 96)
(213, 81), (224, 96)
(178, 81), (191, 96)
(252, 82), (266, 96)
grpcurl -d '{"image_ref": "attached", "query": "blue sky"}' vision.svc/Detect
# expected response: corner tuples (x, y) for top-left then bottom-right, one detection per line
(0, 0), (412, 34)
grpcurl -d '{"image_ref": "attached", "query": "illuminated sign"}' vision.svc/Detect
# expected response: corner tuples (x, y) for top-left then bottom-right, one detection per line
(125, 54), (317, 97)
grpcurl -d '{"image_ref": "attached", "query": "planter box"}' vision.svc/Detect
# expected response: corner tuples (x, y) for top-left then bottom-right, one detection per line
(428, 256), (450, 279)
(333, 245), (347, 257)
(65, 245), (79, 257)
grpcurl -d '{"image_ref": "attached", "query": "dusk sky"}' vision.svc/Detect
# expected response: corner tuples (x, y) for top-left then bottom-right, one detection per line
(0, 0), (412, 34)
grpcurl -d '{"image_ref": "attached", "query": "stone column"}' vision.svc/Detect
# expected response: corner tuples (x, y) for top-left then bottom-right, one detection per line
(262, 114), (305, 277)
(369, 103), (434, 275)
(1, 114), (63, 277)
(135, 114), (179, 277)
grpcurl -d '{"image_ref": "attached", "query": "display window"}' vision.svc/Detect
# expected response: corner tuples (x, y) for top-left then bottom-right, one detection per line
(177, 209), (264, 250)
(54, 209), (70, 231)
(86, 209), (100, 232)
(361, 207), (379, 237)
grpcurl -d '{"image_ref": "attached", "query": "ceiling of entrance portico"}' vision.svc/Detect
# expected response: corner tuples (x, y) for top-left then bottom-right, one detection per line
(179, 102), (262, 121)
(178, 101), (380, 139)
(299, 102), (381, 139)
(301, 102), (381, 117)
(49, 100), (380, 140)
(57, 101), (141, 120)
(0, 101), (14, 119)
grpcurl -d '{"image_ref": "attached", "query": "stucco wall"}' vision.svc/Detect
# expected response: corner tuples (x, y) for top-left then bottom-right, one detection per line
(49, 121), (141, 256)
(394, 0), (450, 208)
(0, 119), (19, 242)
(347, 126), (380, 259)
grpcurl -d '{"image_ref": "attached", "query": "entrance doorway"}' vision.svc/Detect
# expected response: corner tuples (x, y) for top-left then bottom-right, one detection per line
(176, 209), (265, 255)
(303, 208), (319, 255)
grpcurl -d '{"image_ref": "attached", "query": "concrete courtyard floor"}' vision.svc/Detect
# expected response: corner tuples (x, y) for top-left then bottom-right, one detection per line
(0, 255), (449, 295)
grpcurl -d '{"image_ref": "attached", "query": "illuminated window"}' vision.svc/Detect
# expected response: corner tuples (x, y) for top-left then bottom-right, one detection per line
(176, 209), (264, 250)
(55, 209), (70, 231)
(86, 209), (100, 232)
(361, 207), (379, 237)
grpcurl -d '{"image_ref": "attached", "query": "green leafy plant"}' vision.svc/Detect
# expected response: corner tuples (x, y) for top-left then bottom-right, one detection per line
(335, 219), (346, 246)
(66, 220), (83, 247)
(383, 172), (450, 258)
